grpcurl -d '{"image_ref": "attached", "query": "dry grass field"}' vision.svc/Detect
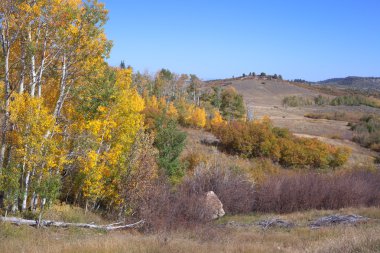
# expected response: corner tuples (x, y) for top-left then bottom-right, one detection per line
(1, 207), (380, 253)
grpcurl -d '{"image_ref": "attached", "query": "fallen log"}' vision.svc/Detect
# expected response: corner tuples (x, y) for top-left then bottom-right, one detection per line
(0, 216), (144, 230)
(257, 218), (294, 229)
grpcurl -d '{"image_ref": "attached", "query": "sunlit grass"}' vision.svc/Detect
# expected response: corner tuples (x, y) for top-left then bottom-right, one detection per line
(1, 206), (379, 253)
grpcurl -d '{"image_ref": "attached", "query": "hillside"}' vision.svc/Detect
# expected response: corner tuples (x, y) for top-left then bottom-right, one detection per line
(207, 77), (380, 166)
(317, 76), (380, 91)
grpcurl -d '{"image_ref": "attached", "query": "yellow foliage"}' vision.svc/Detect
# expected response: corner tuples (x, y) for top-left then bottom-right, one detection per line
(191, 107), (207, 128)
(147, 95), (159, 109)
(167, 102), (178, 119)
(210, 110), (226, 129)
(179, 101), (207, 128)
(8, 93), (64, 184)
(78, 67), (145, 204)
(158, 97), (167, 110)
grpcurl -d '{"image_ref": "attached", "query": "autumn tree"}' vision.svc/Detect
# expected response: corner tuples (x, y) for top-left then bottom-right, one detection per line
(0, 0), (115, 214)
(220, 87), (246, 121)
(188, 74), (203, 104)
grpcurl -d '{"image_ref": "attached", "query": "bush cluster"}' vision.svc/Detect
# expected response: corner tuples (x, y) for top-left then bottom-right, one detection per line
(139, 166), (255, 230)
(255, 170), (380, 213)
(212, 118), (350, 169)
(139, 167), (380, 230)
(351, 115), (380, 152)
(330, 95), (379, 108)
(282, 96), (313, 107)
(283, 94), (380, 108)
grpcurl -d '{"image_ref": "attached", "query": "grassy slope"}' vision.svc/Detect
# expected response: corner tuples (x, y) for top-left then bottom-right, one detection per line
(1, 207), (380, 253)
(207, 78), (380, 166)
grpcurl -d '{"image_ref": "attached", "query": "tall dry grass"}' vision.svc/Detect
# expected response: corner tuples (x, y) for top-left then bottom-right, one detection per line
(1, 208), (380, 253)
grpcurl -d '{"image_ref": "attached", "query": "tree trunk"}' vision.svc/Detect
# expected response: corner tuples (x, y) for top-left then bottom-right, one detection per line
(0, 49), (11, 170)
(28, 28), (37, 98)
(21, 170), (31, 211)
(53, 55), (67, 118)
(0, 216), (145, 230)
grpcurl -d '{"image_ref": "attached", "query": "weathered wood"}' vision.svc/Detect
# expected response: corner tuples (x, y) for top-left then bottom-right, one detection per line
(257, 219), (294, 229)
(0, 216), (144, 231)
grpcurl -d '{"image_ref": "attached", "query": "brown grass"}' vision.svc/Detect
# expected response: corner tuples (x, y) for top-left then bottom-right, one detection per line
(1, 208), (380, 253)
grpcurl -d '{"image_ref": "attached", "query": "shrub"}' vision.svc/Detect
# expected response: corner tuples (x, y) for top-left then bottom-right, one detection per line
(181, 151), (209, 173)
(351, 115), (380, 151)
(282, 96), (313, 107)
(314, 95), (331, 105)
(330, 95), (380, 108)
(139, 179), (207, 231)
(177, 100), (207, 128)
(180, 166), (255, 214)
(139, 166), (255, 230)
(209, 110), (226, 131)
(255, 171), (380, 213)
(212, 118), (350, 169)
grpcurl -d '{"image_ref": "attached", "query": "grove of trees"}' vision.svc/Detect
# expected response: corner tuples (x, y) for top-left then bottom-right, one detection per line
(0, 0), (353, 221)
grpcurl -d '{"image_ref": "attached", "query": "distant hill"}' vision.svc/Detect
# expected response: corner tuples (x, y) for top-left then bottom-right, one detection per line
(206, 77), (319, 107)
(317, 77), (380, 91)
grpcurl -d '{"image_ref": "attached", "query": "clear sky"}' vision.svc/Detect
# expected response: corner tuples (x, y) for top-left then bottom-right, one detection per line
(103, 0), (380, 81)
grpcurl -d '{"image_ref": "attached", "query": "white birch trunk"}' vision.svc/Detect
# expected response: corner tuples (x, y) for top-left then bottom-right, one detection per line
(53, 55), (67, 118)
(21, 170), (31, 211)
(28, 28), (37, 97)
(0, 45), (11, 170)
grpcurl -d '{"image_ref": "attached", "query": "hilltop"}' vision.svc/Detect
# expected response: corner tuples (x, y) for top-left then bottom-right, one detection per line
(317, 76), (380, 91)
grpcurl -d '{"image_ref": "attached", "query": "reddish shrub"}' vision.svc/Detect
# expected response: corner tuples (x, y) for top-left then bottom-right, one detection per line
(180, 166), (255, 214)
(139, 166), (255, 231)
(255, 171), (380, 213)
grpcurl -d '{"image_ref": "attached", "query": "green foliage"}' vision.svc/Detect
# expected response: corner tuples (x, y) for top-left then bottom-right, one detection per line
(37, 174), (61, 207)
(330, 95), (379, 108)
(284, 94), (380, 108)
(154, 69), (174, 98)
(220, 87), (246, 121)
(154, 118), (187, 182)
(351, 115), (380, 152)
(282, 96), (313, 107)
(210, 86), (222, 109)
(314, 95), (331, 105)
(75, 67), (117, 120)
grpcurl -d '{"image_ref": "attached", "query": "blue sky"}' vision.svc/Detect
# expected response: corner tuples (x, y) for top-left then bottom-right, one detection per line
(103, 0), (380, 81)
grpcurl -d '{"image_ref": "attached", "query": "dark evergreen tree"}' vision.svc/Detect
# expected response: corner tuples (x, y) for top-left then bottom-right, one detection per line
(120, 60), (126, 69)
(154, 118), (187, 181)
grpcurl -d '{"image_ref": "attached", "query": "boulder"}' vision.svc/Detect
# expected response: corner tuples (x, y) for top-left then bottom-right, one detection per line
(203, 191), (225, 220)
(310, 214), (369, 228)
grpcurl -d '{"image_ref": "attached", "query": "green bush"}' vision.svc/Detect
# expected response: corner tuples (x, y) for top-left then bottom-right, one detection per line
(282, 96), (313, 107)
(330, 95), (379, 108)
(351, 115), (380, 151)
